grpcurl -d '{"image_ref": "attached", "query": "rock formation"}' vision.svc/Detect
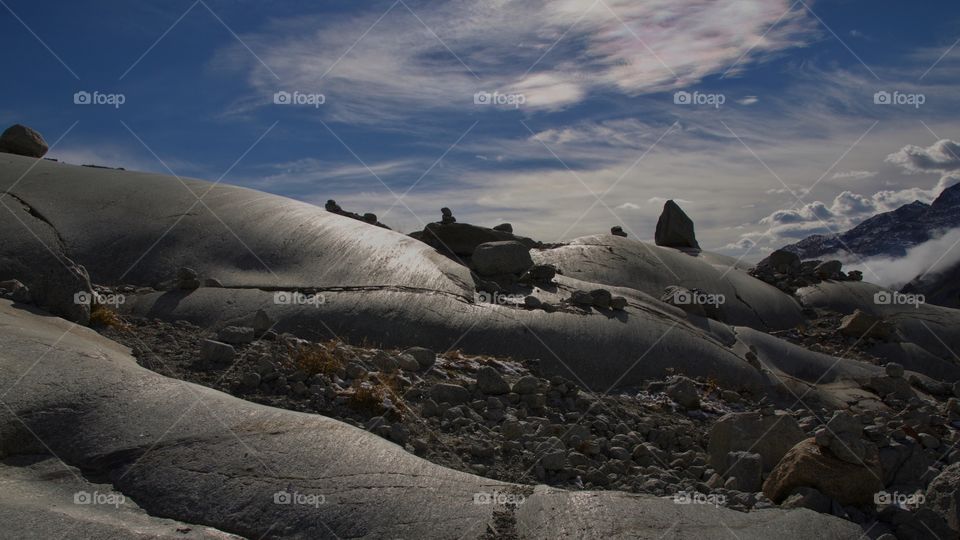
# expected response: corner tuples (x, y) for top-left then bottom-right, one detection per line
(0, 124), (48, 158)
(654, 200), (700, 249)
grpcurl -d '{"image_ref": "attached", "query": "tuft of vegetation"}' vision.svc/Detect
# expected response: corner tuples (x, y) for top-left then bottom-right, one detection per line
(89, 304), (128, 329)
(293, 341), (344, 376)
(348, 381), (389, 415)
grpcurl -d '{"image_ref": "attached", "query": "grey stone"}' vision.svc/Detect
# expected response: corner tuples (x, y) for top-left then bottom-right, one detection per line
(492, 223), (513, 233)
(476, 366), (510, 395)
(395, 353), (420, 371)
(217, 326), (255, 345)
(589, 289), (612, 309)
(252, 309), (272, 334)
(240, 372), (261, 389)
(371, 351), (398, 372)
(541, 451), (567, 470)
(403, 347), (436, 370)
(0, 124), (48, 157)
(200, 339), (235, 365)
(521, 264), (557, 283)
(654, 200), (700, 249)
(513, 375), (540, 394)
(666, 376), (700, 409)
(885, 362), (904, 378)
(430, 383), (470, 404)
(725, 451), (762, 493)
(471, 241), (534, 276)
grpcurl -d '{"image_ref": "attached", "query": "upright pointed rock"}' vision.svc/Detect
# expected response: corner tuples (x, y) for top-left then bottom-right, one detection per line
(655, 200), (700, 249)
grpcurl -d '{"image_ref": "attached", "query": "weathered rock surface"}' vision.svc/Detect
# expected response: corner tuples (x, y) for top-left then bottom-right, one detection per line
(763, 438), (884, 506)
(0, 300), (862, 539)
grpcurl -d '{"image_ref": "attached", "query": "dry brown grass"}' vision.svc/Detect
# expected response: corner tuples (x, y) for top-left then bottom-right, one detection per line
(89, 304), (128, 329)
(348, 382), (389, 414)
(347, 373), (406, 417)
(293, 341), (344, 376)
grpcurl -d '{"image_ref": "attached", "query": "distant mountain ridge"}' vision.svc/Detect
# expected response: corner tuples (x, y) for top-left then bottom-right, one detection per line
(783, 182), (960, 260)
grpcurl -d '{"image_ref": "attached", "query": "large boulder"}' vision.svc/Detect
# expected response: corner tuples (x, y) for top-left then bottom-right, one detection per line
(0, 124), (48, 158)
(471, 241), (534, 276)
(708, 411), (806, 472)
(763, 438), (884, 506)
(654, 200), (700, 249)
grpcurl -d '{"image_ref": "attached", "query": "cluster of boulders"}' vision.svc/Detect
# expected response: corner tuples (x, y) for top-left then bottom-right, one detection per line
(751, 249), (862, 295)
(0, 124), (48, 158)
(409, 208), (545, 260)
(324, 199), (391, 229)
(568, 288), (628, 311)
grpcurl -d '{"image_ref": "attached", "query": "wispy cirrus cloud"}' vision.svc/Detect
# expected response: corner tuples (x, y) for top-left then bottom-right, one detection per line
(222, 0), (816, 122)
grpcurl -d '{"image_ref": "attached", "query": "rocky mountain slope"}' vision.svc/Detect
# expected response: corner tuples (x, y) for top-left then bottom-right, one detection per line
(2, 135), (960, 539)
(783, 183), (960, 260)
(901, 260), (960, 309)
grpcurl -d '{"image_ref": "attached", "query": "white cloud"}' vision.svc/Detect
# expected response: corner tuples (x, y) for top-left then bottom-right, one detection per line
(227, 0), (815, 122)
(831, 170), (877, 180)
(737, 96), (759, 105)
(846, 227), (960, 287)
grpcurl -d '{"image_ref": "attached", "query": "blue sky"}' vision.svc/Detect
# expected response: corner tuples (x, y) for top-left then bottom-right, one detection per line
(3, 0), (960, 260)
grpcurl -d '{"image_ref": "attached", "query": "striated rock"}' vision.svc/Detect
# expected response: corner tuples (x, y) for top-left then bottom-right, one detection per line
(763, 438), (883, 506)
(654, 200), (700, 249)
(0, 124), (48, 158)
